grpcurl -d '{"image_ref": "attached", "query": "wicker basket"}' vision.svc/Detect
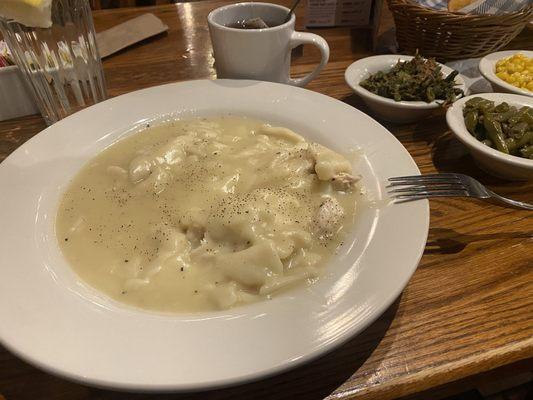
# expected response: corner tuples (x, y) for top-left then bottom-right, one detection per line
(387, 0), (533, 61)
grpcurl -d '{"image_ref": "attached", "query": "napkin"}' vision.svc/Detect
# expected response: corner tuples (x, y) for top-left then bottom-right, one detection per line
(95, 13), (169, 59)
(445, 58), (492, 94)
(415, 0), (532, 14)
(415, 0), (448, 11)
(459, 0), (532, 14)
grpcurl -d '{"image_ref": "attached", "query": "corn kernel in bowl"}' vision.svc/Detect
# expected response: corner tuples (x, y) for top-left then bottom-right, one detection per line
(495, 54), (532, 92)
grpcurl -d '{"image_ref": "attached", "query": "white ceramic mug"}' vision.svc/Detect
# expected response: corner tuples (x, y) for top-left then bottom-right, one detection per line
(208, 2), (329, 87)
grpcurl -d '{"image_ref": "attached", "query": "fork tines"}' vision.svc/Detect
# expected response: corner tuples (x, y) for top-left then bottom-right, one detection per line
(387, 174), (469, 202)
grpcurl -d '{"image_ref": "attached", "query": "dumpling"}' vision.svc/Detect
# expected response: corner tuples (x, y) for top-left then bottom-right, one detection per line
(213, 241), (283, 287)
(259, 125), (305, 144)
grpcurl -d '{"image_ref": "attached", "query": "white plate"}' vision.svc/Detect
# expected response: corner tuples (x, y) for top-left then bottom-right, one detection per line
(0, 80), (429, 391)
(345, 55), (466, 124)
(479, 50), (533, 97)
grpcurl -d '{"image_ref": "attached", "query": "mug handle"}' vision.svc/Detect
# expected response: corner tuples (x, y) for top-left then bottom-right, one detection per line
(288, 31), (330, 87)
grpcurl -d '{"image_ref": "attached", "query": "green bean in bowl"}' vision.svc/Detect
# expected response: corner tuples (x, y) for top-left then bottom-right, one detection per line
(463, 97), (533, 159)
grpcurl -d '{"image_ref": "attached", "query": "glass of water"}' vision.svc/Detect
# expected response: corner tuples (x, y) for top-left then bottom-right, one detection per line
(0, 0), (107, 125)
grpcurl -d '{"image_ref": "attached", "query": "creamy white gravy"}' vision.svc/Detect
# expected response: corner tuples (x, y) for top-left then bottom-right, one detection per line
(56, 117), (360, 312)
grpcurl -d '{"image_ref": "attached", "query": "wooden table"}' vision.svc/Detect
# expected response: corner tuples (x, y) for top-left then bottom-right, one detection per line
(0, 2), (532, 399)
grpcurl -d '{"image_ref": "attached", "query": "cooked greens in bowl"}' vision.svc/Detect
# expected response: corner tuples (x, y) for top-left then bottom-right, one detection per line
(463, 97), (533, 159)
(360, 53), (463, 106)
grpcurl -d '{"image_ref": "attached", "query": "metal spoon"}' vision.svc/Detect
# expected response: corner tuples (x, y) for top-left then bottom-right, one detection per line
(284, 0), (302, 23)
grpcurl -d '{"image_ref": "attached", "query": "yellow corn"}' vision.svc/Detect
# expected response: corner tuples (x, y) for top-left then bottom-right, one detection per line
(495, 53), (532, 92)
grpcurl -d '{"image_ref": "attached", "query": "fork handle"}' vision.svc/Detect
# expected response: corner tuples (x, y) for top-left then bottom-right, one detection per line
(487, 190), (533, 210)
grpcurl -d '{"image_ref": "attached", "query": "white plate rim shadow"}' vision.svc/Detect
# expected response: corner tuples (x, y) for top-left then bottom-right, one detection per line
(0, 79), (429, 392)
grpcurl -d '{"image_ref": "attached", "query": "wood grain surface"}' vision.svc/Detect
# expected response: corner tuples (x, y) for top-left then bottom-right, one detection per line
(0, 2), (532, 400)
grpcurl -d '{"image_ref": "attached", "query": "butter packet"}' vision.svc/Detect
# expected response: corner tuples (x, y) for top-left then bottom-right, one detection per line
(0, 40), (14, 67)
(0, 0), (52, 28)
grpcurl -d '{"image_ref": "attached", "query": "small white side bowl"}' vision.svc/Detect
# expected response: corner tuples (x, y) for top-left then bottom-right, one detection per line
(345, 55), (466, 124)
(446, 93), (533, 180)
(479, 50), (533, 97)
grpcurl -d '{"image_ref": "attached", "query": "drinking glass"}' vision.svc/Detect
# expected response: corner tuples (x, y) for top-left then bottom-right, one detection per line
(0, 0), (107, 125)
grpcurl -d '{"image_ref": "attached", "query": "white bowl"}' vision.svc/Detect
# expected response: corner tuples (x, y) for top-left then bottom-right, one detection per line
(446, 93), (533, 180)
(0, 79), (429, 391)
(345, 55), (466, 124)
(479, 50), (533, 97)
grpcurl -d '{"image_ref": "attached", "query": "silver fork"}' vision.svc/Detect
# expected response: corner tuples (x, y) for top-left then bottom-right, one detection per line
(387, 173), (533, 210)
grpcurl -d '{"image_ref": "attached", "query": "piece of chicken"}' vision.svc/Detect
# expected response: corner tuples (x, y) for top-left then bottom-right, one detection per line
(331, 172), (360, 191)
(313, 197), (344, 238)
(309, 143), (359, 189)
(259, 125), (360, 190)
